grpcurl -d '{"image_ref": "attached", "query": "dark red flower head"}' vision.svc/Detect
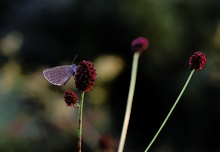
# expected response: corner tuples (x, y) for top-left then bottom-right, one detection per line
(131, 37), (149, 53)
(63, 90), (79, 108)
(189, 51), (207, 71)
(74, 60), (97, 92)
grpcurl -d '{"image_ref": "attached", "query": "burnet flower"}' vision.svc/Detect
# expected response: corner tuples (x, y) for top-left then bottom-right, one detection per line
(131, 37), (149, 54)
(144, 51), (207, 152)
(74, 60), (97, 92)
(63, 90), (79, 108)
(43, 58), (97, 152)
(73, 60), (96, 152)
(189, 51), (207, 71)
(98, 134), (115, 152)
(118, 37), (149, 152)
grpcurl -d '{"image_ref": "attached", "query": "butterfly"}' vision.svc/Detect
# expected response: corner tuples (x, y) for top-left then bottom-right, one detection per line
(43, 64), (77, 86)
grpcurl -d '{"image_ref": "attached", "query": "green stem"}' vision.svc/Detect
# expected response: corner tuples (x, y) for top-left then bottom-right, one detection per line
(78, 92), (85, 152)
(118, 52), (140, 152)
(144, 69), (195, 152)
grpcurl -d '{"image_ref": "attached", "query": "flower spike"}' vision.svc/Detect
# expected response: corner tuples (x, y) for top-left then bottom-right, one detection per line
(73, 60), (97, 152)
(144, 51), (207, 152)
(118, 37), (149, 152)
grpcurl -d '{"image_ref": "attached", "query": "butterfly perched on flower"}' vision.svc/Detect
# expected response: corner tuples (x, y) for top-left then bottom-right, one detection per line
(43, 55), (78, 86)
(43, 64), (77, 86)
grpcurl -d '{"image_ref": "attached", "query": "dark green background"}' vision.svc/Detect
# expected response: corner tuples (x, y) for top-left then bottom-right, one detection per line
(0, 0), (219, 152)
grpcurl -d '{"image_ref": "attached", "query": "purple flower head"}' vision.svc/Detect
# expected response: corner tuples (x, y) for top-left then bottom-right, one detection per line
(131, 37), (149, 53)
(74, 60), (97, 92)
(189, 51), (207, 71)
(63, 90), (79, 108)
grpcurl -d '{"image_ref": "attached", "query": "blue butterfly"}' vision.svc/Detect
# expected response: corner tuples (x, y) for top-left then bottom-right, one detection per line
(43, 64), (77, 86)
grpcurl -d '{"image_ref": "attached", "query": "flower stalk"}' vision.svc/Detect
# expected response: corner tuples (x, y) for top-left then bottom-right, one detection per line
(118, 52), (140, 152)
(78, 92), (85, 152)
(74, 60), (97, 152)
(144, 69), (195, 152)
(144, 51), (207, 152)
(118, 36), (149, 152)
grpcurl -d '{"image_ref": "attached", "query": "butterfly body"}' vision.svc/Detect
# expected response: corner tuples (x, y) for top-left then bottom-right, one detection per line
(43, 64), (77, 86)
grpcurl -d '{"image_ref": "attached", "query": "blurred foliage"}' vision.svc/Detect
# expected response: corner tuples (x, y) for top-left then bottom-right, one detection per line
(0, 0), (220, 152)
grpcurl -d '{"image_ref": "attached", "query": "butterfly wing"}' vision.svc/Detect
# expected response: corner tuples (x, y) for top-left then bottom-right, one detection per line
(43, 65), (74, 86)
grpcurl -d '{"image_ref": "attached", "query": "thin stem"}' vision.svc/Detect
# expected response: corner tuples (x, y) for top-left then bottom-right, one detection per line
(78, 92), (85, 152)
(118, 52), (140, 152)
(144, 69), (195, 152)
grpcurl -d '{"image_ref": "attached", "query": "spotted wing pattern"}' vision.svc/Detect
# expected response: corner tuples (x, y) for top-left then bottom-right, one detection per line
(43, 65), (74, 86)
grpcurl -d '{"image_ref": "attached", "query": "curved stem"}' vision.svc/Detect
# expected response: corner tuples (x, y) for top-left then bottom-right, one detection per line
(144, 69), (195, 152)
(78, 92), (85, 152)
(118, 52), (140, 152)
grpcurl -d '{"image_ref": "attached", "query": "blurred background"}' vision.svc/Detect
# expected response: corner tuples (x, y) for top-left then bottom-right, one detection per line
(0, 0), (220, 152)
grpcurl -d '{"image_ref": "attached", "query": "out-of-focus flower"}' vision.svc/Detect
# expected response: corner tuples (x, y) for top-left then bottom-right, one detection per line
(63, 90), (79, 108)
(98, 134), (115, 152)
(74, 60), (97, 92)
(131, 37), (149, 53)
(189, 51), (207, 71)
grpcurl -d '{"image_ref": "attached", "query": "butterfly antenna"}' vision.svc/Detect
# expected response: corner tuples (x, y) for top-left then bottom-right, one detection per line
(72, 54), (77, 64)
